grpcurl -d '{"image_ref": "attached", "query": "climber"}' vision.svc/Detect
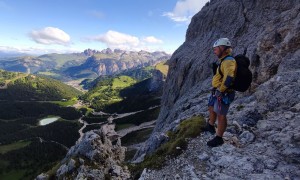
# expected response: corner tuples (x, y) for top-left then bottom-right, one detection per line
(202, 38), (236, 147)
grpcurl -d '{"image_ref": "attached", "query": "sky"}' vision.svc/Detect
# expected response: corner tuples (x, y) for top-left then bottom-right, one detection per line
(0, 0), (209, 55)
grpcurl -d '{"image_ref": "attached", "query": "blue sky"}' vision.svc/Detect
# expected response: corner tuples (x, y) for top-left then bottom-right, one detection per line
(0, 0), (209, 55)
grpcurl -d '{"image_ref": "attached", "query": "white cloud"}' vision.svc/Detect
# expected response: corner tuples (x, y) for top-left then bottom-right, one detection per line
(85, 30), (166, 52)
(86, 30), (139, 50)
(143, 36), (163, 44)
(163, 0), (209, 23)
(97, 31), (139, 46)
(29, 27), (71, 46)
(163, 12), (191, 22)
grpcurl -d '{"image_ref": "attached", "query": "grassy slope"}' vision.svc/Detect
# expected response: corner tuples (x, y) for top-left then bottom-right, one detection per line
(38, 53), (86, 68)
(82, 63), (168, 113)
(112, 76), (136, 89)
(155, 61), (169, 76)
(0, 141), (31, 154)
(81, 75), (136, 110)
(0, 70), (82, 101)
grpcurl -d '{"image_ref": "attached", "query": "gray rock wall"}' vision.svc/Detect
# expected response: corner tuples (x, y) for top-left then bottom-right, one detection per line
(134, 0), (300, 164)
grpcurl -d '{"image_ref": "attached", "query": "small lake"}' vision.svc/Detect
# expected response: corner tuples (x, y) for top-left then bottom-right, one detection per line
(39, 117), (60, 126)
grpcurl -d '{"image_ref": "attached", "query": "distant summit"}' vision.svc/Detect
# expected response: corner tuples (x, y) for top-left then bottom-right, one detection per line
(83, 48), (170, 57)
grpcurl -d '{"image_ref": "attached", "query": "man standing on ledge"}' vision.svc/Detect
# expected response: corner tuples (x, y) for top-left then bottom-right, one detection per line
(202, 38), (236, 147)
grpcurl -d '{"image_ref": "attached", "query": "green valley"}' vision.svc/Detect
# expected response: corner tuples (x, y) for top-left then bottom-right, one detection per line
(80, 75), (137, 110)
(0, 59), (168, 179)
(81, 62), (167, 113)
(0, 70), (83, 179)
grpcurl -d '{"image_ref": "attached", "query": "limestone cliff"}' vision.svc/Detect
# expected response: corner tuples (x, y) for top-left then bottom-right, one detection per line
(134, 0), (300, 179)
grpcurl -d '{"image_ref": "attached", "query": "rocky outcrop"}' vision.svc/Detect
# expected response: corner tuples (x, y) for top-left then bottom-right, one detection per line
(134, 0), (300, 178)
(139, 113), (300, 179)
(53, 124), (130, 179)
(83, 49), (99, 56)
(148, 69), (165, 92)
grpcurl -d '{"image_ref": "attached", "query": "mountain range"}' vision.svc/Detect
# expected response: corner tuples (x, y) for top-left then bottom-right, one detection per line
(0, 49), (170, 81)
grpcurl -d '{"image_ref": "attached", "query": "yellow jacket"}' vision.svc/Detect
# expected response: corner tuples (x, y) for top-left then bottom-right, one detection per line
(212, 55), (237, 92)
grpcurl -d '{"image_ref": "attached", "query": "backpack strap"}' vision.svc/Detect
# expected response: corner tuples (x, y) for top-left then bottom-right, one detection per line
(218, 55), (234, 78)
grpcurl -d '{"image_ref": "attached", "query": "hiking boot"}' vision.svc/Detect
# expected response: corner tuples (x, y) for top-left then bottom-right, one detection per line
(201, 123), (216, 134)
(207, 136), (224, 147)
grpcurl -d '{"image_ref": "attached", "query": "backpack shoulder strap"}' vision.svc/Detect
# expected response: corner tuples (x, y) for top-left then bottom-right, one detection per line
(218, 55), (234, 77)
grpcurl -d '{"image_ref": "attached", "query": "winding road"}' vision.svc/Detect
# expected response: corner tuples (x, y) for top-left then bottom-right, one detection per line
(76, 106), (159, 144)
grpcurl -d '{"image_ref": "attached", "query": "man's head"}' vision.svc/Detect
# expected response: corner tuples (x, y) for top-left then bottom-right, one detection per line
(213, 38), (232, 58)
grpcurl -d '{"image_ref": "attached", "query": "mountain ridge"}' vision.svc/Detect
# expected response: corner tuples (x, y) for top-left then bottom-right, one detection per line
(64, 50), (170, 79)
(0, 49), (170, 81)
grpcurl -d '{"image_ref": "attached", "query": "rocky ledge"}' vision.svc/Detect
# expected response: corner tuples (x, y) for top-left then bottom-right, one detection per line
(139, 105), (300, 179)
(37, 124), (130, 180)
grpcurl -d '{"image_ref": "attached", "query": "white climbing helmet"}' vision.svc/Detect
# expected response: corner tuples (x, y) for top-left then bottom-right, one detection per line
(213, 38), (231, 48)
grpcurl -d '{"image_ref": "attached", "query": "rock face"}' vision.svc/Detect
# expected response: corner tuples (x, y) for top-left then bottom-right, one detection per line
(134, 0), (300, 178)
(54, 124), (130, 179)
(148, 69), (165, 92)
